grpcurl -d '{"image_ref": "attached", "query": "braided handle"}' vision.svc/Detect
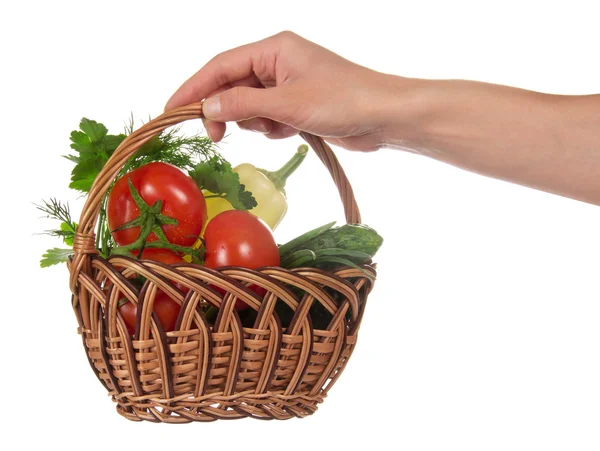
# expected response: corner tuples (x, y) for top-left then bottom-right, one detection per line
(70, 102), (361, 293)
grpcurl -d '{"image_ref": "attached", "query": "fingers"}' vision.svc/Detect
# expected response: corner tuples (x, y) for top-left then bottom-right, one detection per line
(202, 84), (292, 123)
(203, 120), (226, 142)
(237, 118), (273, 134)
(264, 122), (299, 140)
(209, 117), (294, 142)
(165, 35), (278, 111)
(164, 31), (304, 142)
(203, 85), (297, 141)
(199, 75), (264, 141)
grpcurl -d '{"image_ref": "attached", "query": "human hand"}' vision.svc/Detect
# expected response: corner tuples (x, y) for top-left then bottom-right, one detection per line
(165, 31), (393, 152)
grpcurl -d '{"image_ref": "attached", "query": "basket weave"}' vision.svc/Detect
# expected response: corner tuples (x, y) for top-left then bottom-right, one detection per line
(68, 103), (376, 422)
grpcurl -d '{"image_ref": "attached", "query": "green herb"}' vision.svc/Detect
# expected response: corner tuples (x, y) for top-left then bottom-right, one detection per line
(189, 156), (257, 210)
(40, 248), (74, 268)
(120, 124), (220, 176)
(36, 198), (78, 245)
(66, 118), (126, 193)
(66, 117), (222, 194)
(36, 199), (78, 266)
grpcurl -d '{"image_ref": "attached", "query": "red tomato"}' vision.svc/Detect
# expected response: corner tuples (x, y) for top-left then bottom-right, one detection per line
(133, 248), (185, 265)
(114, 248), (187, 335)
(107, 162), (207, 247)
(152, 291), (181, 332)
(118, 298), (137, 335)
(204, 210), (280, 269)
(204, 210), (280, 310)
(118, 291), (180, 335)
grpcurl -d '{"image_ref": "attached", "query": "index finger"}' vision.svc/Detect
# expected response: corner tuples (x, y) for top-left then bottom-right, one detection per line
(164, 35), (278, 111)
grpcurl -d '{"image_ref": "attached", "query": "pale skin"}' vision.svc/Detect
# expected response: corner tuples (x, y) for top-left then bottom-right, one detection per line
(165, 31), (600, 206)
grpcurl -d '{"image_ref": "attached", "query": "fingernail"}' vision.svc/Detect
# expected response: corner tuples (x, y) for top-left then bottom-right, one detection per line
(251, 123), (269, 134)
(206, 128), (215, 141)
(279, 125), (298, 136)
(203, 96), (221, 118)
(164, 97), (175, 112)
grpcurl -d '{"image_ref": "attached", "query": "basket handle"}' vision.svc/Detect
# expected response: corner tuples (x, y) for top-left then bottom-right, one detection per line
(72, 102), (361, 259)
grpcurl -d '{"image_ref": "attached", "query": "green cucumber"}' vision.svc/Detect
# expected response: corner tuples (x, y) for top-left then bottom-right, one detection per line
(280, 223), (383, 263)
(278, 221), (336, 258)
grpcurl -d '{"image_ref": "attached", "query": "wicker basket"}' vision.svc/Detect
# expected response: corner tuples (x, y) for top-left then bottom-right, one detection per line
(68, 102), (377, 422)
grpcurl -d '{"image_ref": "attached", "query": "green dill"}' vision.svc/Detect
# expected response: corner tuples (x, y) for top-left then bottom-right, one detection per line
(35, 198), (78, 245)
(36, 199), (78, 267)
(120, 125), (222, 176)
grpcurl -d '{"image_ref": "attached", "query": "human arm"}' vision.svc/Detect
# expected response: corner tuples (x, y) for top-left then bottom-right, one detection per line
(165, 31), (600, 205)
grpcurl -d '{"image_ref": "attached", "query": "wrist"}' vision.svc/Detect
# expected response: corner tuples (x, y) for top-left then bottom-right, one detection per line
(372, 74), (441, 152)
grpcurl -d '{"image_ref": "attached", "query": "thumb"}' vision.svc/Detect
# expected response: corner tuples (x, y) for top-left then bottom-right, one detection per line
(202, 86), (286, 123)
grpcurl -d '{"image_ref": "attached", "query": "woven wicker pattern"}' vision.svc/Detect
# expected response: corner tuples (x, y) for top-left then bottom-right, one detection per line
(68, 103), (377, 422)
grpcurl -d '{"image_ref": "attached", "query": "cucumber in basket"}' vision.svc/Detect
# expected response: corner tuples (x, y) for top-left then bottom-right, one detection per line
(279, 221), (383, 275)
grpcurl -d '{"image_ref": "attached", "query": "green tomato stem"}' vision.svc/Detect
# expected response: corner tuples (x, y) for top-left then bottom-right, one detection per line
(107, 176), (204, 262)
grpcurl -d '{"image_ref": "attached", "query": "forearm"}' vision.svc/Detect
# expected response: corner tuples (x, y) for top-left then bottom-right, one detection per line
(380, 76), (600, 205)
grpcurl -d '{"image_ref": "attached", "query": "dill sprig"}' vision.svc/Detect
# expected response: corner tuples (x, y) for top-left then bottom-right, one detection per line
(120, 126), (222, 176)
(119, 114), (223, 176)
(35, 198), (78, 245)
(36, 198), (77, 267)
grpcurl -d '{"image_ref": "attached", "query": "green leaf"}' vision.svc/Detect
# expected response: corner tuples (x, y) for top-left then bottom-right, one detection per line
(69, 130), (94, 154)
(117, 127), (219, 177)
(69, 156), (105, 192)
(189, 156), (233, 193)
(60, 222), (76, 246)
(189, 157), (257, 211)
(36, 199), (77, 245)
(65, 118), (126, 193)
(104, 133), (127, 153)
(226, 182), (258, 211)
(79, 118), (108, 143)
(40, 248), (74, 268)
(136, 135), (165, 157)
(63, 154), (80, 164)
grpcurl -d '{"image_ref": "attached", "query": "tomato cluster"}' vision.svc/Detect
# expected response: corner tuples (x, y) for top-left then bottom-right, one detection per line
(106, 162), (280, 335)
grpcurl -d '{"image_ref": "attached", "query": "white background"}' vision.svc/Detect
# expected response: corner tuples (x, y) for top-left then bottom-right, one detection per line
(3, 0), (600, 449)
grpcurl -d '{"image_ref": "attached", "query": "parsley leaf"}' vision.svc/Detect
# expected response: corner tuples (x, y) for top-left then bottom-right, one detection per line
(69, 156), (106, 192)
(40, 248), (74, 268)
(189, 157), (257, 211)
(60, 222), (76, 246)
(65, 118), (126, 193)
(79, 118), (108, 142)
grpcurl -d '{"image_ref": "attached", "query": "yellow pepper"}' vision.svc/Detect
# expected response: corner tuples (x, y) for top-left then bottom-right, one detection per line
(205, 144), (308, 230)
